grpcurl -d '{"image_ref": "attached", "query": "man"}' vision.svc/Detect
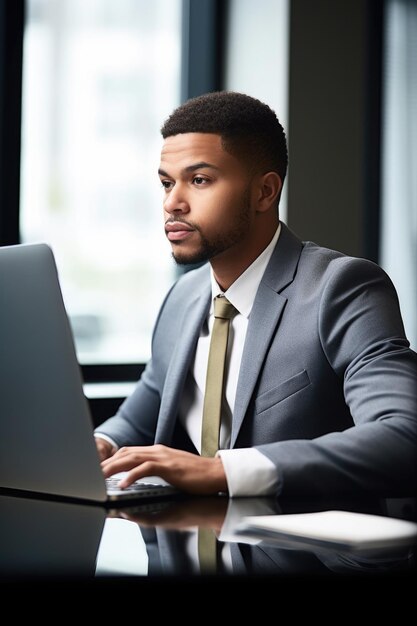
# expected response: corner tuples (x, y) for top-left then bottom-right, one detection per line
(96, 91), (417, 498)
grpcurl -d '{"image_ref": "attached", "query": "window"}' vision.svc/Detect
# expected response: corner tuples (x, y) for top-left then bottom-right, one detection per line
(20, 0), (182, 365)
(380, 0), (417, 350)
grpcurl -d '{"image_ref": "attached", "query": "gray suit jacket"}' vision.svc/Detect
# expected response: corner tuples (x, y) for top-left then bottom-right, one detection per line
(96, 223), (417, 496)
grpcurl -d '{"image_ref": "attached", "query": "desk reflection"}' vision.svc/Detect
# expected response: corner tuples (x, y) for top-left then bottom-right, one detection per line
(0, 492), (415, 581)
(110, 496), (416, 577)
(0, 493), (105, 579)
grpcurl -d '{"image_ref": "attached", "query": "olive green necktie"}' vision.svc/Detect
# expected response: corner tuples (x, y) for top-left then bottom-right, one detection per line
(201, 295), (238, 458)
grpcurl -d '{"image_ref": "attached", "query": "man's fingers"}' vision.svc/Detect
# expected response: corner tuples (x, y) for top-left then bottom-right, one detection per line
(101, 453), (140, 476)
(101, 444), (166, 468)
(101, 448), (164, 487)
(118, 461), (160, 488)
(102, 448), (147, 470)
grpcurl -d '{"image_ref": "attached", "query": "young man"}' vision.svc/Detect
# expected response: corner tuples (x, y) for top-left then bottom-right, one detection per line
(96, 91), (417, 498)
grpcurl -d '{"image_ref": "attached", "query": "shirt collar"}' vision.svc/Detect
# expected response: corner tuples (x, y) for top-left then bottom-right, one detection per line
(210, 222), (281, 318)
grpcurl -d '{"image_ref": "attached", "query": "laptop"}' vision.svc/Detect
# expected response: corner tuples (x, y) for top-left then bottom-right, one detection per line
(0, 242), (179, 505)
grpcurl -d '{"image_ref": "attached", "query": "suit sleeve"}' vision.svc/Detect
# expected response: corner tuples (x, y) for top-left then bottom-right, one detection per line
(94, 359), (162, 448)
(256, 258), (417, 497)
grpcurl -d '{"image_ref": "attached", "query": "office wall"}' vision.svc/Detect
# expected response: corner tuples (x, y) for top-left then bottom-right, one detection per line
(287, 0), (380, 258)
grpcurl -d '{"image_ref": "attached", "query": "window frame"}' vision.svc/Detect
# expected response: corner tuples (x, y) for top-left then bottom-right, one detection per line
(0, 0), (24, 248)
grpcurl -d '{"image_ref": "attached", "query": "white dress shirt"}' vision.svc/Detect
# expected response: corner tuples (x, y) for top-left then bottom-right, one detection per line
(178, 224), (282, 496)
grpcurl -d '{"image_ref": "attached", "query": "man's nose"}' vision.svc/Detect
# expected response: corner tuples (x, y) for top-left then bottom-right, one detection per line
(164, 183), (190, 215)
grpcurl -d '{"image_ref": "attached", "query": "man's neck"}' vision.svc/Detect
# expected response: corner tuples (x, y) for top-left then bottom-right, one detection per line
(210, 224), (280, 291)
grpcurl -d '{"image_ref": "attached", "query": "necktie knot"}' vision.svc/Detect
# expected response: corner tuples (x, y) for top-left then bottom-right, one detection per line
(213, 296), (238, 320)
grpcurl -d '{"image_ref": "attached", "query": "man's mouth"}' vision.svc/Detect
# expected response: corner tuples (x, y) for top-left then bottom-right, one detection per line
(165, 222), (195, 242)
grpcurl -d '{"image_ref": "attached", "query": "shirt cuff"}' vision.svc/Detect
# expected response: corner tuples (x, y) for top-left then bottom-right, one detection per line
(216, 447), (281, 497)
(94, 433), (119, 451)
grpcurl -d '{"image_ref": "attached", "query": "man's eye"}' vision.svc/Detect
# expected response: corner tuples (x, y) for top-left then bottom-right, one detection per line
(161, 180), (173, 190)
(193, 176), (208, 185)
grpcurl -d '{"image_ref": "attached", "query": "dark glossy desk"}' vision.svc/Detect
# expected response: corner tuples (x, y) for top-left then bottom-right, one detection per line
(1, 491), (416, 585)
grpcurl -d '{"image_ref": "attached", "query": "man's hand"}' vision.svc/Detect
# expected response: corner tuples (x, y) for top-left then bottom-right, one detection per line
(95, 436), (117, 462)
(101, 444), (228, 495)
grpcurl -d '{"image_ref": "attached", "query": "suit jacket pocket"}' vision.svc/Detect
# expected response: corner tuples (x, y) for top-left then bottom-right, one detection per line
(255, 369), (311, 415)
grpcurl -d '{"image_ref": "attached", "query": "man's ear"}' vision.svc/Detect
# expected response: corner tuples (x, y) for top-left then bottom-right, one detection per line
(255, 171), (282, 213)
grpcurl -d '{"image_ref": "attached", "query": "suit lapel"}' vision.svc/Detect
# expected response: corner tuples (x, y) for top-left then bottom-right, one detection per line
(231, 287), (287, 446)
(231, 224), (303, 447)
(155, 282), (211, 445)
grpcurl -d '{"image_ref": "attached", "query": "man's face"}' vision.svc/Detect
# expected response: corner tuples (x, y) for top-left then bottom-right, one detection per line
(158, 133), (255, 266)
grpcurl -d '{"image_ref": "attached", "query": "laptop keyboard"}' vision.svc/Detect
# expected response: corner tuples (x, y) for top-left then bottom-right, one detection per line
(105, 477), (163, 492)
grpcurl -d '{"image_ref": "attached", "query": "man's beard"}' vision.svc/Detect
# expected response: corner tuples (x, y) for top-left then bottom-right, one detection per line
(171, 191), (251, 266)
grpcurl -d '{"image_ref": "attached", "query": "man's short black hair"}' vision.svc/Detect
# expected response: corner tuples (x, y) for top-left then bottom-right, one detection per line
(161, 91), (288, 183)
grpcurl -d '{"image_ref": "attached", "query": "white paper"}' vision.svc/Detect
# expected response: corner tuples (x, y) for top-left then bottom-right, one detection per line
(237, 510), (417, 550)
